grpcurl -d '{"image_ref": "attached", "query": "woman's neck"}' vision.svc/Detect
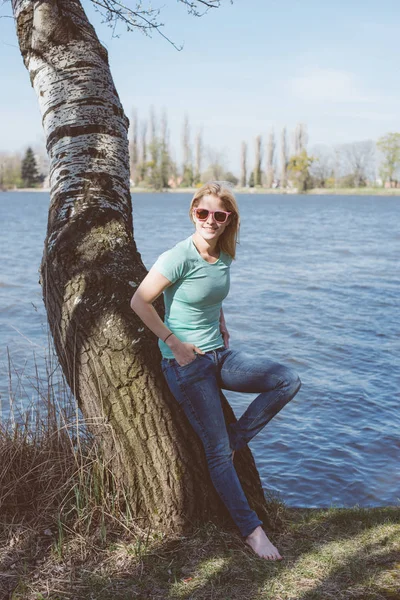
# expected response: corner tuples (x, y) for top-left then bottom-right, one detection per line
(192, 232), (220, 259)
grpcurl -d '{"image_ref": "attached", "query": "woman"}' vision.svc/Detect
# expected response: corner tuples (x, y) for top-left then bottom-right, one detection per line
(130, 181), (301, 560)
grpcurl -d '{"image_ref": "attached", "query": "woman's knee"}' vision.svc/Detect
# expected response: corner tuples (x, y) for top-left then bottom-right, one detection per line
(276, 365), (301, 395)
(204, 437), (232, 465)
(286, 368), (301, 395)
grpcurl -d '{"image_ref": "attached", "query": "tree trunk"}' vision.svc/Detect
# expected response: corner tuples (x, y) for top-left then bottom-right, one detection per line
(12, 0), (272, 535)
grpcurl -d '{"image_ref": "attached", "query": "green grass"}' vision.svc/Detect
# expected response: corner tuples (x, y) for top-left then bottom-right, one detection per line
(3, 507), (399, 599)
(129, 185), (400, 196)
(307, 187), (400, 196)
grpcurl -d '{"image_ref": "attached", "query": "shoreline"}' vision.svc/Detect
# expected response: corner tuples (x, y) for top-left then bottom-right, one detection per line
(3, 186), (400, 196)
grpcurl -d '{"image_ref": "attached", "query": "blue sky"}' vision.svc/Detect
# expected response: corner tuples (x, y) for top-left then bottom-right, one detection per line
(0, 0), (399, 172)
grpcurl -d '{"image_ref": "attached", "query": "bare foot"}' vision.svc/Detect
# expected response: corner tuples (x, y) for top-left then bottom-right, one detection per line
(245, 526), (283, 561)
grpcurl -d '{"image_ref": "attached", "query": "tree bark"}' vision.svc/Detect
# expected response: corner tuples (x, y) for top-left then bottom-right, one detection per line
(12, 0), (273, 535)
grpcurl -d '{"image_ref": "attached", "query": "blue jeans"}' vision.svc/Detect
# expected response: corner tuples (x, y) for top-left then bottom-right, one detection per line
(161, 346), (301, 538)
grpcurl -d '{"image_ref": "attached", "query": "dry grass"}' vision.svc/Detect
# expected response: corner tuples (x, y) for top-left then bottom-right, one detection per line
(1, 348), (125, 524)
(1, 349), (399, 600)
(0, 348), (145, 599)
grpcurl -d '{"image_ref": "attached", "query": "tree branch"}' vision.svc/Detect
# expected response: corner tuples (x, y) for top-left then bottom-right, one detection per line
(89, 0), (230, 49)
(178, 0), (226, 17)
(3, 0), (230, 48)
(0, 0), (13, 19)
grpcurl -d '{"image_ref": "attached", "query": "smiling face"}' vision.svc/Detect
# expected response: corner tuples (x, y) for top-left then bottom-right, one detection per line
(192, 194), (231, 244)
(189, 182), (240, 259)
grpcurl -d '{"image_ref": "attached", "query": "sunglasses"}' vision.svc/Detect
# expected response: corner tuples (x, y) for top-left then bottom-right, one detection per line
(193, 208), (232, 224)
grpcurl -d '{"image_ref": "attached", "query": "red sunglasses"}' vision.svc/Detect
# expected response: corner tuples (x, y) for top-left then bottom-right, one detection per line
(193, 207), (232, 224)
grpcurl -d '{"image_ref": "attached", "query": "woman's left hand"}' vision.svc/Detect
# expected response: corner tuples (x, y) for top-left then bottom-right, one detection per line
(220, 326), (230, 349)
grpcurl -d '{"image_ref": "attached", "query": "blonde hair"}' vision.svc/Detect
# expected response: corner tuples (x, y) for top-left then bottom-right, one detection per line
(189, 181), (240, 259)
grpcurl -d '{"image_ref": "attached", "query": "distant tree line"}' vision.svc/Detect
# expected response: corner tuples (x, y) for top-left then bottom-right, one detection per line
(241, 125), (400, 192)
(128, 107), (239, 191)
(1, 119), (400, 192)
(128, 109), (400, 192)
(0, 146), (48, 190)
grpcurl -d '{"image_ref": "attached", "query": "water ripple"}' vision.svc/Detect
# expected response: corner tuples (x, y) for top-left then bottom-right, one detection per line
(1, 192), (399, 508)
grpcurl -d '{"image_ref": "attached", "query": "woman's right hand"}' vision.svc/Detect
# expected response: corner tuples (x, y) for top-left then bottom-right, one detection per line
(168, 338), (205, 367)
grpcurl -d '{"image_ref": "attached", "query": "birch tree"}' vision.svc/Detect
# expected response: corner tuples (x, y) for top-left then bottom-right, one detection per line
(11, 0), (272, 535)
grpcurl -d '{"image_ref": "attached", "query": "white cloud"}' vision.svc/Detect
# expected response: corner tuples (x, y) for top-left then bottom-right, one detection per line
(333, 110), (397, 122)
(288, 67), (377, 104)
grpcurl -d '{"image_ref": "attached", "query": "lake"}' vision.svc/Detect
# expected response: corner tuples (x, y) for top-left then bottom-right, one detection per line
(1, 191), (399, 508)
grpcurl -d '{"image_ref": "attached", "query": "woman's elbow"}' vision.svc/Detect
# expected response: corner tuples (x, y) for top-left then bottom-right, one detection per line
(130, 291), (152, 314)
(130, 292), (140, 313)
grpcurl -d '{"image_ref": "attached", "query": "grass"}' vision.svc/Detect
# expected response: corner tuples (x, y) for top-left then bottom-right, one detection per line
(306, 187), (400, 196)
(129, 186), (400, 196)
(1, 349), (399, 600)
(3, 507), (399, 599)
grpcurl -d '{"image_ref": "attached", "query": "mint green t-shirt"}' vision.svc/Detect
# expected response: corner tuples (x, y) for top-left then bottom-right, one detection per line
(153, 235), (232, 359)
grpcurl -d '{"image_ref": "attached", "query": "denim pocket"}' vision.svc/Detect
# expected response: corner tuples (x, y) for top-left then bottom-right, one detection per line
(175, 354), (199, 370)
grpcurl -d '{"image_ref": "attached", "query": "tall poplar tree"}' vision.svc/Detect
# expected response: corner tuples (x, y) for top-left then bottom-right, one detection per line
(254, 135), (262, 186)
(293, 123), (308, 155)
(194, 129), (203, 185)
(129, 108), (139, 186)
(139, 120), (148, 183)
(181, 113), (193, 187)
(265, 130), (275, 189)
(160, 108), (171, 189)
(148, 106), (162, 189)
(240, 141), (247, 188)
(280, 127), (288, 189)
